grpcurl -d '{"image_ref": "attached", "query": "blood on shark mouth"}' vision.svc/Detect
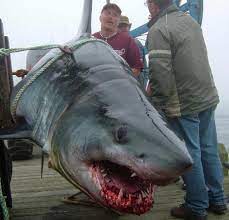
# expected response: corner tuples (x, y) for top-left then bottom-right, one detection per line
(91, 161), (156, 215)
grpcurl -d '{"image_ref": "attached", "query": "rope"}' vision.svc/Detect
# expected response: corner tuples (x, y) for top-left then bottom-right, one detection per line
(11, 53), (61, 120)
(0, 178), (9, 220)
(0, 45), (62, 57)
(10, 38), (100, 121)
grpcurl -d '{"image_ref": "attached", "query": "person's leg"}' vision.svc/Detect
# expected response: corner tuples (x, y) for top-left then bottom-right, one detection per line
(168, 115), (208, 217)
(199, 107), (226, 208)
(0, 141), (12, 208)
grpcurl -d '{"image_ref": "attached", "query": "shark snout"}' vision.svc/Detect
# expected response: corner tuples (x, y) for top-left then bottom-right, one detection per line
(133, 145), (193, 182)
(100, 142), (193, 186)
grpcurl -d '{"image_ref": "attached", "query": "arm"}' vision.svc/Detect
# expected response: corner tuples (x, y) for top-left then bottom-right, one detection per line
(131, 68), (141, 77)
(147, 27), (174, 104)
(126, 37), (143, 77)
(12, 69), (28, 78)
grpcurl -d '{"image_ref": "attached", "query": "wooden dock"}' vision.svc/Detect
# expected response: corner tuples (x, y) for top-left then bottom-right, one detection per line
(10, 147), (229, 220)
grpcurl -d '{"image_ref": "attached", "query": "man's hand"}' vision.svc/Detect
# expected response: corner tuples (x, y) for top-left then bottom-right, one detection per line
(12, 69), (29, 78)
(131, 68), (141, 78)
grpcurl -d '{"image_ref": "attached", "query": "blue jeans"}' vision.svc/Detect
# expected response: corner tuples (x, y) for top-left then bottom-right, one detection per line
(167, 107), (225, 216)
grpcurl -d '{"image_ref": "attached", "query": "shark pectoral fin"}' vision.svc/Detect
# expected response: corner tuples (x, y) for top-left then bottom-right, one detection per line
(0, 121), (32, 140)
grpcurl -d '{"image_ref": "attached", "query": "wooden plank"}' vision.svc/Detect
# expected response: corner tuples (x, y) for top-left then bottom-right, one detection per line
(9, 146), (229, 219)
(10, 154), (229, 220)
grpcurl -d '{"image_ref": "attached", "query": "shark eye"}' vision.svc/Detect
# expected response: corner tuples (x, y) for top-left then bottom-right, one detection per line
(114, 125), (128, 144)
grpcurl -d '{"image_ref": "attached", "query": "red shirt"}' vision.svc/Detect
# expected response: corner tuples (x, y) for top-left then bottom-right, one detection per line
(93, 31), (143, 70)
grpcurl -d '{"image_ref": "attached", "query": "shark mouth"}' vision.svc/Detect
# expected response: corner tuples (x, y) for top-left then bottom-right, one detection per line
(90, 161), (156, 215)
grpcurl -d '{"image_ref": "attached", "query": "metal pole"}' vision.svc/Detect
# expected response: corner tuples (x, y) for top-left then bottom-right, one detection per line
(188, 0), (203, 25)
(106, 0), (110, 4)
(4, 36), (13, 91)
(0, 18), (12, 128)
(0, 19), (13, 220)
(130, 0), (203, 38)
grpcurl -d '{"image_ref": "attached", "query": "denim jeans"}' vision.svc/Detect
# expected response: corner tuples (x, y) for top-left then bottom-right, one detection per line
(167, 106), (225, 216)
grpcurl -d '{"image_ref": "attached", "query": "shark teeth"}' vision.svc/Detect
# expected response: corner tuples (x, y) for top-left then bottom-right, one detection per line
(130, 172), (137, 178)
(116, 188), (124, 205)
(101, 169), (105, 173)
(137, 194), (142, 204)
(141, 191), (148, 198)
(117, 188), (124, 201)
(100, 168), (108, 178)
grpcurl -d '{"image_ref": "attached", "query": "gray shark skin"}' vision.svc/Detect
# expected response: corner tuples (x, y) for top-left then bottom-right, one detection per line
(0, 0), (193, 215)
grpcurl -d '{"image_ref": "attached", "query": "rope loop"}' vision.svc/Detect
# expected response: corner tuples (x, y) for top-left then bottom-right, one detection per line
(0, 44), (62, 58)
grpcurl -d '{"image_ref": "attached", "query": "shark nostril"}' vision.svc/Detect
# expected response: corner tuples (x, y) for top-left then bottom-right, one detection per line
(114, 126), (128, 143)
(138, 153), (145, 159)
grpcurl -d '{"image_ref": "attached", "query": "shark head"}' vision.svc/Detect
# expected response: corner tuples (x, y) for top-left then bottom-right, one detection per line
(47, 37), (192, 215)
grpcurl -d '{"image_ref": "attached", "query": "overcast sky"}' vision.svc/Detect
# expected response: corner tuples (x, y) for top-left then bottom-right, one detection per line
(1, 0), (229, 114)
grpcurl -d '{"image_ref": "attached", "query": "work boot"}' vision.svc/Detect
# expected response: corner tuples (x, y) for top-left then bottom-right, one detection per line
(208, 203), (228, 215)
(222, 162), (229, 169)
(171, 204), (207, 220)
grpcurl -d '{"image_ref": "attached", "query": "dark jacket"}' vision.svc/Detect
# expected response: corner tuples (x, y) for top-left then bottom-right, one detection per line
(146, 4), (219, 117)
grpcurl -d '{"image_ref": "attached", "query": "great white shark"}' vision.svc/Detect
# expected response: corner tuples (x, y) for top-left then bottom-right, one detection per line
(0, 0), (192, 215)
